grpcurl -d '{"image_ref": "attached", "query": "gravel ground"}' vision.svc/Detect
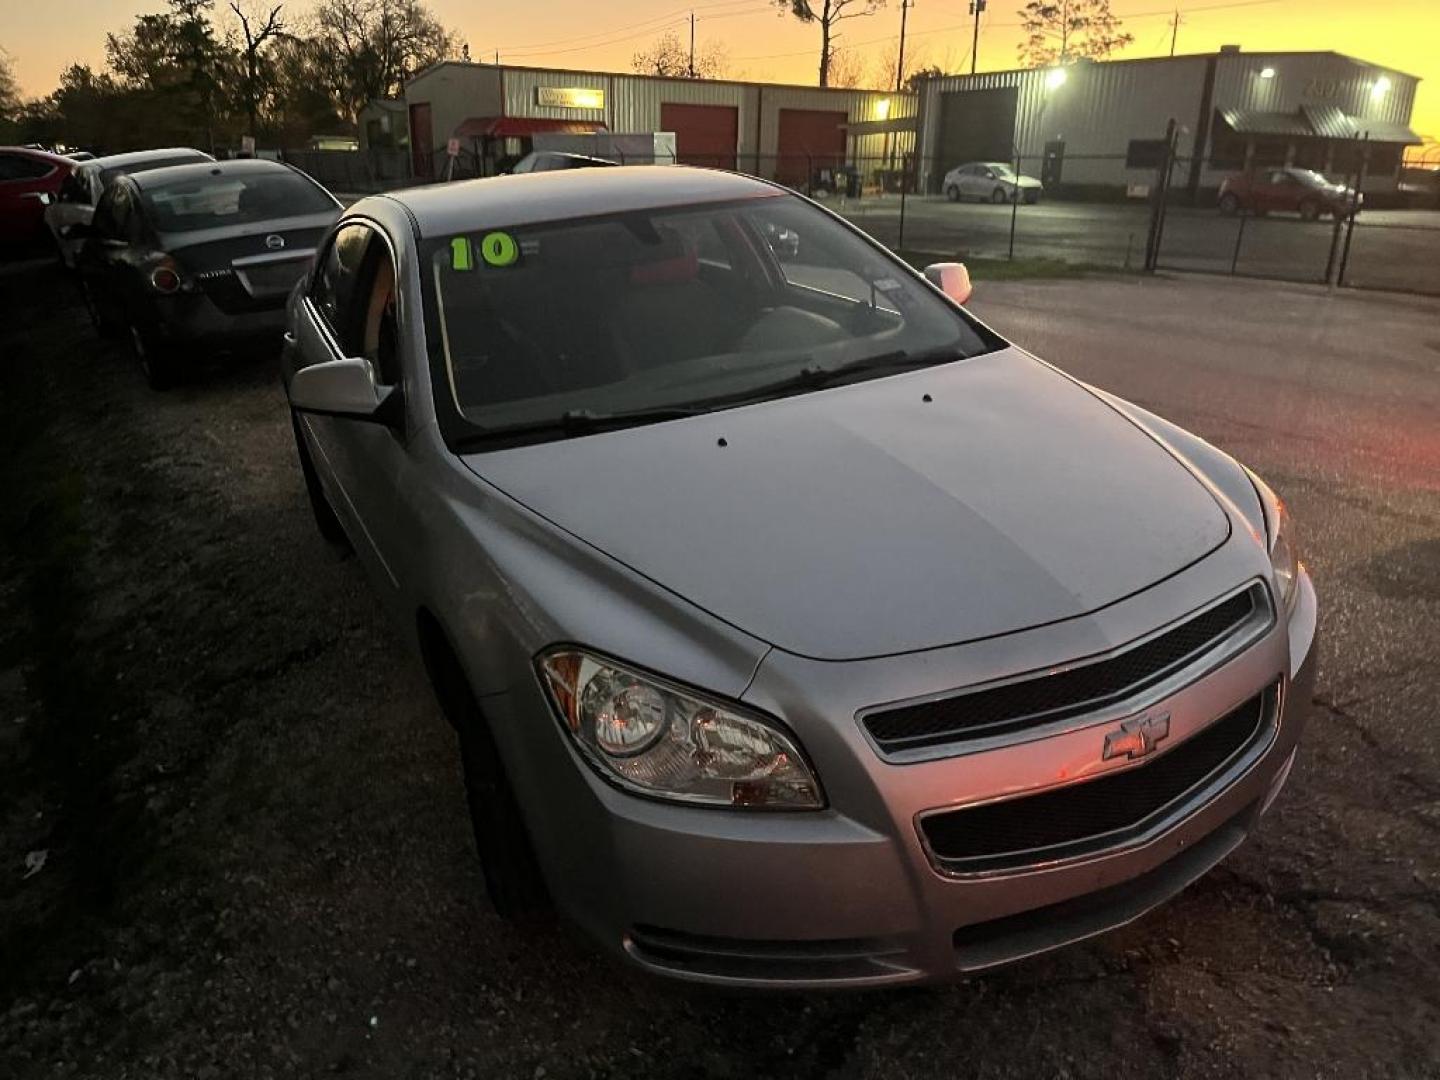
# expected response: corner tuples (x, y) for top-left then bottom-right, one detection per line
(1, 261), (1438, 1080)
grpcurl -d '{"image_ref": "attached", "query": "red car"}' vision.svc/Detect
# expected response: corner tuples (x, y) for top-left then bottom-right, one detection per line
(1217, 167), (1360, 221)
(0, 147), (75, 252)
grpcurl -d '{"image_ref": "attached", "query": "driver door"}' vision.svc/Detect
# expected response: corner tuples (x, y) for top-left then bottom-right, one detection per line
(293, 221), (420, 621)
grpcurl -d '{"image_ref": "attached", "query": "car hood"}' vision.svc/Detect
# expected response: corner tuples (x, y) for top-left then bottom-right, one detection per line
(462, 349), (1231, 661)
(1015, 176), (1044, 188)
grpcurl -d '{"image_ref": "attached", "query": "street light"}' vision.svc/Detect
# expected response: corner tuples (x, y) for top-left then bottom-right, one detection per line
(1259, 67), (1275, 79)
(876, 98), (892, 120)
(1371, 75), (1391, 100)
(1045, 67), (1068, 91)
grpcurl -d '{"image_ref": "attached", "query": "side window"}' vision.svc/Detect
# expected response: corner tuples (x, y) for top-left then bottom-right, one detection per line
(109, 187), (139, 243)
(357, 244), (402, 386)
(309, 223), (373, 353)
(59, 170), (92, 204)
(92, 190), (119, 237)
(0, 154), (54, 182)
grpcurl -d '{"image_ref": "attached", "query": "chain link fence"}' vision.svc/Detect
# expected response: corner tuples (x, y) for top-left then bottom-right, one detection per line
(401, 139), (1440, 297)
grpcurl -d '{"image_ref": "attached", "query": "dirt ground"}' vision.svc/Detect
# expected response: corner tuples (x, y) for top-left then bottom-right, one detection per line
(1, 262), (1438, 1080)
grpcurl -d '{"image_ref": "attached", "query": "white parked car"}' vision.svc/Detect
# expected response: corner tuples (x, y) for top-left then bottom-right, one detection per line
(943, 162), (1044, 204)
(46, 147), (213, 268)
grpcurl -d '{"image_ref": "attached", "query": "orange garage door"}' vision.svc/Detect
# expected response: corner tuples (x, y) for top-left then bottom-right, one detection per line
(660, 103), (738, 170)
(775, 108), (847, 187)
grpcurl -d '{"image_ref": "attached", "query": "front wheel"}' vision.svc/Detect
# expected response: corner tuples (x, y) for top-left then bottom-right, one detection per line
(1298, 198), (1321, 222)
(127, 318), (175, 391)
(991, 187), (1009, 204)
(945, 184), (960, 202)
(424, 638), (548, 920)
(80, 279), (118, 338)
(1218, 193), (1240, 216)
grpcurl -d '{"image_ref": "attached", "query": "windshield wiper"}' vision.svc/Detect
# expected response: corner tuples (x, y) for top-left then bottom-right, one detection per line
(458, 405), (710, 447)
(720, 346), (966, 403)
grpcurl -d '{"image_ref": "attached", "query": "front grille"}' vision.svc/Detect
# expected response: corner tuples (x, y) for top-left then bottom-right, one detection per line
(920, 686), (1273, 874)
(864, 588), (1261, 754)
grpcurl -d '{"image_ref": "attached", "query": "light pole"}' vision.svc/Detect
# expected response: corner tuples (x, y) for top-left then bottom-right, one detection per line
(968, 0), (986, 76)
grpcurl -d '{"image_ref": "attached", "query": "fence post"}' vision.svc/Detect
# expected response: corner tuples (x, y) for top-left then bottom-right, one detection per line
(897, 161), (908, 253)
(1008, 152), (1020, 261)
(1336, 134), (1369, 287)
(1143, 119), (1178, 272)
(1229, 213), (1247, 274)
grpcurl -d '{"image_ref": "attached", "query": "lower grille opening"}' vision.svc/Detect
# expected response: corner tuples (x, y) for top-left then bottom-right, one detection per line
(921, 685), (1276, 874)
(952, 803), (1255, 972)
(626, 924), (911, 983)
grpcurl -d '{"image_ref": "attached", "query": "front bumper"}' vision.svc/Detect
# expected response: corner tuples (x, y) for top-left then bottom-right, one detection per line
(504, 571), (1318, 988)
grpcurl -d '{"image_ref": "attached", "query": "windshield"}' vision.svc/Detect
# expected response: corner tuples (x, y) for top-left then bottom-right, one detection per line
(139, 171), (334, 232)
(422, 195), (995, 442)
(1289, 168), (1331, 188)
(990, 164), (1016, 179)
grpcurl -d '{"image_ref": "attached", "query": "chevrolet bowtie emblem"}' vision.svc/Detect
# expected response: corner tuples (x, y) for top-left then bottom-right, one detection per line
(1103, 712), (1171, 761)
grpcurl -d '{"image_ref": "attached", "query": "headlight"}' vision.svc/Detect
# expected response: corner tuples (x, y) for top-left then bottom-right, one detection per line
(537, 649), (823, 809)
(1250, 472), (1301, 612)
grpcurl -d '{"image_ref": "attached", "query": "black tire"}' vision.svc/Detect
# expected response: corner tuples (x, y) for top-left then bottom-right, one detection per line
(945, 184), (960, 202)
(1218, 192), (1240, 216)
(1298, 198), (1321, 222)
(80, 279), (116, 337)
(991, 187), (1008, 204)
(127, 318), (175, 390)
(290, 413), (352, 552)
(423, 634), (548, 919)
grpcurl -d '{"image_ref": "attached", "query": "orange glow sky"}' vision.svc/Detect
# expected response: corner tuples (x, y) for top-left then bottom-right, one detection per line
(3, 0), (1436, 147)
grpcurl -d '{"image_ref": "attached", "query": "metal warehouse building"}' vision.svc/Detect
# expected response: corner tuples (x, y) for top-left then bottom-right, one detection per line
(914, 49), (1421, 198)
(402, 61), (916, 187)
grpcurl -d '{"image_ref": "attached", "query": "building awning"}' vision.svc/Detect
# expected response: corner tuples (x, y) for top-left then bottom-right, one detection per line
(1300, 104), (1357, 139)
(452, 116), (607, 139)
(1217, 108), (1312, 137)
(1219, 106), (1421, 145)
(1349, 119), (1422, 145)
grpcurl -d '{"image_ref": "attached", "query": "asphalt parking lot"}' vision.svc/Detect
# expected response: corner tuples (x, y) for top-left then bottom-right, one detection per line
(834, 197), (1440, 295)
(2, 261), (1438, 1079)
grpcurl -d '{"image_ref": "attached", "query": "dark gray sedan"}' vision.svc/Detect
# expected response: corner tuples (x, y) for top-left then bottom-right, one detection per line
(76, 158), (340, 388)
(282, 166), (1317, 988)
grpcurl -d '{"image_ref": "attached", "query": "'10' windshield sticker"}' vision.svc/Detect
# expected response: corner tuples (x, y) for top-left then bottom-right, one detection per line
(450, 232), (525, 271)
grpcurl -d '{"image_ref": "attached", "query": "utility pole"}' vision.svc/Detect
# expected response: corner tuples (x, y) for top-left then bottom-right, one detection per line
(689, 12), (696, 78)
(968, 0), (985, 76)
(1169, 10), (1182, 57)
(896, 0), (913, 92)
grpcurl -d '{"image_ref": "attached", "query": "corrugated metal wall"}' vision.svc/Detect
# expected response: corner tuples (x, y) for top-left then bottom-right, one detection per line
(917, 58), (1208, 187)
(917, 52), (1419, 192)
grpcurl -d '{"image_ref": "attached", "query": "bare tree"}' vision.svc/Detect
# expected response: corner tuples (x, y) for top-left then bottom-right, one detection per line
(872, 39), (933, 92)
(1016, 0), (1133, 67)
(230, 2), (284, 137)
(825, 46), (867, 89)
(0, 49), (21, 125)
(313, 0), (457, 121)
(631, 30), (728, 79)
(773, 0), (885, 87)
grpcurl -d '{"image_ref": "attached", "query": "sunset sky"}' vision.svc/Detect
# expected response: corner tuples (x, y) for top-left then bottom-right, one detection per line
(3, 0), (1436, 145)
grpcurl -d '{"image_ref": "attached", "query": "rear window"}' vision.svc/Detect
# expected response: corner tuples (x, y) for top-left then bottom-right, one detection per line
(139, 171), (334, 232)
(100, 154), (210, 189)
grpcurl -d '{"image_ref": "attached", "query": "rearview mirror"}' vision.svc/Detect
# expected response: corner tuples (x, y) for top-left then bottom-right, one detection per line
(288, 356), (401, 426)
(924, 262), (973, 306)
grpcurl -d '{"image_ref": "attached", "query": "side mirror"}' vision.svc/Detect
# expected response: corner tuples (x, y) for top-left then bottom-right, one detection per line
(924, 262), (973, 306)
(288, 356), (401, 426)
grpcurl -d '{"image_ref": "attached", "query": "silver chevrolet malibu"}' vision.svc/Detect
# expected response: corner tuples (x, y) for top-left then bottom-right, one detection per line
(282, 166), (1317, 988)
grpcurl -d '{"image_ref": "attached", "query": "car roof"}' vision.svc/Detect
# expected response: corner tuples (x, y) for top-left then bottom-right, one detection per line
(91, 147), (214, 172)
(127, 157), (305, 190)
(376, 166), (783, 238)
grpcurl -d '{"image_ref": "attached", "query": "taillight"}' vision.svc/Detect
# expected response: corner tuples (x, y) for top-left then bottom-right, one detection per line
(150, 265), (181, 294)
